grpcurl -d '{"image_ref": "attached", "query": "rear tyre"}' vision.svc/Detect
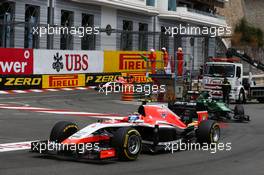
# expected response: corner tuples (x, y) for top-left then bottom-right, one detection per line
(50, 121), (79, 143)
(197, 120), (220, 144)
(112, 127), (142, 161)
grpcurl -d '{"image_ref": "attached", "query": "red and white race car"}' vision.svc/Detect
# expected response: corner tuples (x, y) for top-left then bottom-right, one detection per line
(31, 104), (220, 161)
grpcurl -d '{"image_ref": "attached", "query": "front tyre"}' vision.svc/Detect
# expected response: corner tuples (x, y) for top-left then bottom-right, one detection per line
(197, 120), (220, 144)
(50, 121), (79, 143)
(112, 128), (142, 161)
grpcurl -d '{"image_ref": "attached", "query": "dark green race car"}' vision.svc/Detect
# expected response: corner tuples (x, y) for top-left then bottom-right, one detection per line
(169, 91), (250, 122)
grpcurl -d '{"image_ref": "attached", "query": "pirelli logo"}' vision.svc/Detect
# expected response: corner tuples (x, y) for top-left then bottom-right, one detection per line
(128, 73), (152, 83)
(49, 75), (78, 87)
(119, 54), (147, 70)
(42, 74), (85, 88)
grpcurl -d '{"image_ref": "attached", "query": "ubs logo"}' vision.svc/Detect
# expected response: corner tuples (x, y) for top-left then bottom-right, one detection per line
(52, 52), (89, 72)
(52, 53), (64, 72)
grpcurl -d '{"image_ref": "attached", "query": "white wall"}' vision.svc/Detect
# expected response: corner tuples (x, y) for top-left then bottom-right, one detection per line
(157, 0), (168, 12)
(121, 0), (146, 6)
(100, 7), (117, 50)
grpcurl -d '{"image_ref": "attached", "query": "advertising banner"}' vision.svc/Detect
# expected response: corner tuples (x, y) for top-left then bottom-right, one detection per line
(0, 48), (33, 75)
(85, 72), (121, 86)
(34, 50), (104, 74)
(104, 51), (163, 73)
(127, 73), (153, 83)
(42, 74), (85, 88)
(0, 75), (42, 90)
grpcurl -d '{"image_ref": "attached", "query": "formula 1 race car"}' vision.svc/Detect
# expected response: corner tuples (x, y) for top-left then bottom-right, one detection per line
(31, 104), (220, 161)
(169, 91), (250, 122)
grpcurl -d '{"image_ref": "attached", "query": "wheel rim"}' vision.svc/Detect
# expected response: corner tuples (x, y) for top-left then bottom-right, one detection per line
(212, 127), (220, 142)
(128, 135), (141, 155)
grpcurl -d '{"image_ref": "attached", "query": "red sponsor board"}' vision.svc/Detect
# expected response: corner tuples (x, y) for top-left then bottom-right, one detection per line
(0, 48), (33, 75)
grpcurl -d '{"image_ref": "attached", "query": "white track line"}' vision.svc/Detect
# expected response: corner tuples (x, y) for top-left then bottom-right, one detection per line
(45, 89), (59, 92)
(0, 87), (95, 95)
(0, 106), (52, 110)
(40, 111), (123, 119)
(0, 91), (9, 94)
(75, 87), (89, 90)
(12, 90), (27, 94)
(61, 88), (74, 91)
(0, 105), (123, 119)
(29, 89), (44, 93)
(88, 86), (96, 89)
(40, 111), (108, 115)
(0, 141), (34, 152)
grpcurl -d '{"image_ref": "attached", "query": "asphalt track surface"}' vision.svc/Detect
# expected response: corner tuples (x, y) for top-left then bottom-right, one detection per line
(0, 89), (263, 175)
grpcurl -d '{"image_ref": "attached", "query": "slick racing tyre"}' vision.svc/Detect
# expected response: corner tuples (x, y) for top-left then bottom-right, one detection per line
(197, 120), (220, 144)
(112, 127), (142, 161)
(50, 121), (79, 143)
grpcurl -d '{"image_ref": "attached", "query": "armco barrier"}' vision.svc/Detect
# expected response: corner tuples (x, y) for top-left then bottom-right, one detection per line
(0, 48), (161, 91)
(0, 73), (125, 90)
(41, 73), (122, 89)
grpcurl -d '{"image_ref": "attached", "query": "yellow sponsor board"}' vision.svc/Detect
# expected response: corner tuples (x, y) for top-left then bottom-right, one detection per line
(42, 74), (85, 88)
(104, 51), (163, 73)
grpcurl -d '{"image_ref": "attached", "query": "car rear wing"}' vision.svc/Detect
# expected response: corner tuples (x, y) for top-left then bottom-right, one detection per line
(197, 111), (209, 123)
